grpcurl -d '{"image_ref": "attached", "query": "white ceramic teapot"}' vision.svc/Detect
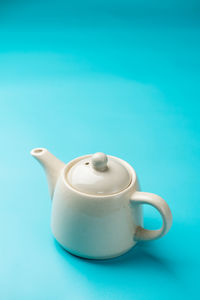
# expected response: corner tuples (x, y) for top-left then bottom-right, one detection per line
(31, 148), (172, 259)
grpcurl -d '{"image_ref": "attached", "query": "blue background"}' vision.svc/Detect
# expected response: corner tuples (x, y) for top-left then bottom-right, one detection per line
(0, 1), (200, 299)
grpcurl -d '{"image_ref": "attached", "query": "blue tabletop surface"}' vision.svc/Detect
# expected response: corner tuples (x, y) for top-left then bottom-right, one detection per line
(0, 1), (200, 299)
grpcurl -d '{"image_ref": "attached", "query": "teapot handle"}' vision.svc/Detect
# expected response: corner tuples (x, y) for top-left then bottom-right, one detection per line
(130, 191), (172, 241)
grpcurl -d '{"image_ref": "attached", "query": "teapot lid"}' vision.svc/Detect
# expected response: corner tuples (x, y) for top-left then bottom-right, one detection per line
(66, 152), (131, 195)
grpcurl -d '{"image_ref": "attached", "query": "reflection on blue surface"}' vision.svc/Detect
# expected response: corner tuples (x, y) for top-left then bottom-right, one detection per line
(0, 1), (200, 299)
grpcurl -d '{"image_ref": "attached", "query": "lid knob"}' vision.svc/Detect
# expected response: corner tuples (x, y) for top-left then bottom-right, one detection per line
(91, 152), (108, 172)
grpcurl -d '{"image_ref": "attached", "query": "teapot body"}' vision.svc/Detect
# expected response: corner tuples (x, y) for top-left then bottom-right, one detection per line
(51, 156), (142, 259)
(31, 149), (172, 259)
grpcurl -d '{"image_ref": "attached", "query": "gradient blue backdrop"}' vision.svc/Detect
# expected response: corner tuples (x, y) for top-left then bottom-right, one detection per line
(0, 1), (200, 299)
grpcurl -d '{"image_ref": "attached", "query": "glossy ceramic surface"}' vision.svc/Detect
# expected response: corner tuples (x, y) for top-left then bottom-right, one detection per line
(31, 149), (172, 259)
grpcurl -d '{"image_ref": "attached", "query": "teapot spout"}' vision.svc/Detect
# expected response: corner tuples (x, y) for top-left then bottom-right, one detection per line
(30, 148), (65, 199)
